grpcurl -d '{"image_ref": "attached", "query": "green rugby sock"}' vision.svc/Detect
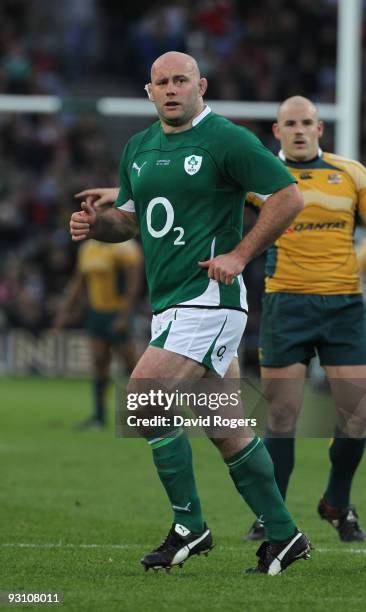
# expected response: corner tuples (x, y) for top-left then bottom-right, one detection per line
(324, 430), (365, 509)
(149, 430), (204, 533)
(225, 437), (296, 541)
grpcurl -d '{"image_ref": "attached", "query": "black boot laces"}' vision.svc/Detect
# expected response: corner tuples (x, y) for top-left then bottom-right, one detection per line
(154, 527), (183, 553)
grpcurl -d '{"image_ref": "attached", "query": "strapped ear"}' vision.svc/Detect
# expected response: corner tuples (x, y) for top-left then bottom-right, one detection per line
(144, 83), (154, 101)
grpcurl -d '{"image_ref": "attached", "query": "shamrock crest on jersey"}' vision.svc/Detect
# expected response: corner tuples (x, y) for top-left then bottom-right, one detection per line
(184, 155), (203, 175)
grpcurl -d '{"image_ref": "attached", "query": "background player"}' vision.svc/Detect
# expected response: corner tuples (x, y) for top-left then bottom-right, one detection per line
(54, 238), (143, 428)
(245, 96), (366, 542)
(69, 52), (311, 575)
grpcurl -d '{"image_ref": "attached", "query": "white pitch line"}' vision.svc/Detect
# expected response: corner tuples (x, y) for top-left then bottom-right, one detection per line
(0, 543), (140, 549)
(315, 547), (366, 554)
(222, 545), (366, 554)
(1, 543), (366, 553)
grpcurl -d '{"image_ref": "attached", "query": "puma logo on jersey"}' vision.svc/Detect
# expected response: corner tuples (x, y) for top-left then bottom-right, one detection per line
(133, 161), (147, 176)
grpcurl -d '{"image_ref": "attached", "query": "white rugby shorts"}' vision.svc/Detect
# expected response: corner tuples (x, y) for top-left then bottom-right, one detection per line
(149, 307), (247, 377)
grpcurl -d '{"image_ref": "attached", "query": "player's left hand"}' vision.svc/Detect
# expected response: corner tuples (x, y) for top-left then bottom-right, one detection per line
(198, 252), (245, 285)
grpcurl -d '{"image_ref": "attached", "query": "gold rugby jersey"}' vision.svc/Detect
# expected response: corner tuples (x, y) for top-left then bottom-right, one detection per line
(247, 150), (366, 294)
(77, 240), (142, 311)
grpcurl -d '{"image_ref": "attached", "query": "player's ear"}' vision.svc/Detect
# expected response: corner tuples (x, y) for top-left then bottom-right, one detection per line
(272, 122), (281, 141)
(198, 77), (208, 97)
(144, 83), (154, 102)
(317, 120), (324, 138)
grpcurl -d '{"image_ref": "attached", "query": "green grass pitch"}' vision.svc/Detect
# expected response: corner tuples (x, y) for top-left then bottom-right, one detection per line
(1, 377), (365, 611)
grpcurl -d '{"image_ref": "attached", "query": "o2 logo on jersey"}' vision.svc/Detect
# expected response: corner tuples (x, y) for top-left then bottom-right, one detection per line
(216, 346), (227, 361)
(146, 197), (185, 246)
(184, 155), (203, 175)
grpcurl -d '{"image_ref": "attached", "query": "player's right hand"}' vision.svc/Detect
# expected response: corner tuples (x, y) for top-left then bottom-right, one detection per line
(74, 187), (119, 210)
(70, 201), (97, 241)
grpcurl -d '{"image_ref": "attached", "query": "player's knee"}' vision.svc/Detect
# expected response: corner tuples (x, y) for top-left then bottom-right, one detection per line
(340, 415), (366, 439)
(267, 399), (299, 432)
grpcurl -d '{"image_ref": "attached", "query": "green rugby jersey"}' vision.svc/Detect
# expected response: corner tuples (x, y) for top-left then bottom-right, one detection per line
(115, 107), (295, 313)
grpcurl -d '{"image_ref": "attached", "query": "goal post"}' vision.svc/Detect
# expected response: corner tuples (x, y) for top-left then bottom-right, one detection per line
(335, 0), (363, 159)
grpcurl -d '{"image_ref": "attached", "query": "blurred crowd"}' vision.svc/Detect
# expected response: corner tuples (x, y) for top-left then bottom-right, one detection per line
(0, 0), (342, 100)
(0, 111), (119, 333)
(0, 0), (364, 369)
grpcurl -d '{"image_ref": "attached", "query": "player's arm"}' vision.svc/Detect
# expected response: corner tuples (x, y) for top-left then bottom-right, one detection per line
(234, 183), (303, 263)
(70, 201), (139, 243)
(53, 272), (86, 329)
(199, 184), (303, 284)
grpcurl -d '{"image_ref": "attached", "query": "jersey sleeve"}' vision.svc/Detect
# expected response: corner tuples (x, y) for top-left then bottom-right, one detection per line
(220, 125), (296, 196)
(114, 143), (135, 212)
(326, 154), (366, 219)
